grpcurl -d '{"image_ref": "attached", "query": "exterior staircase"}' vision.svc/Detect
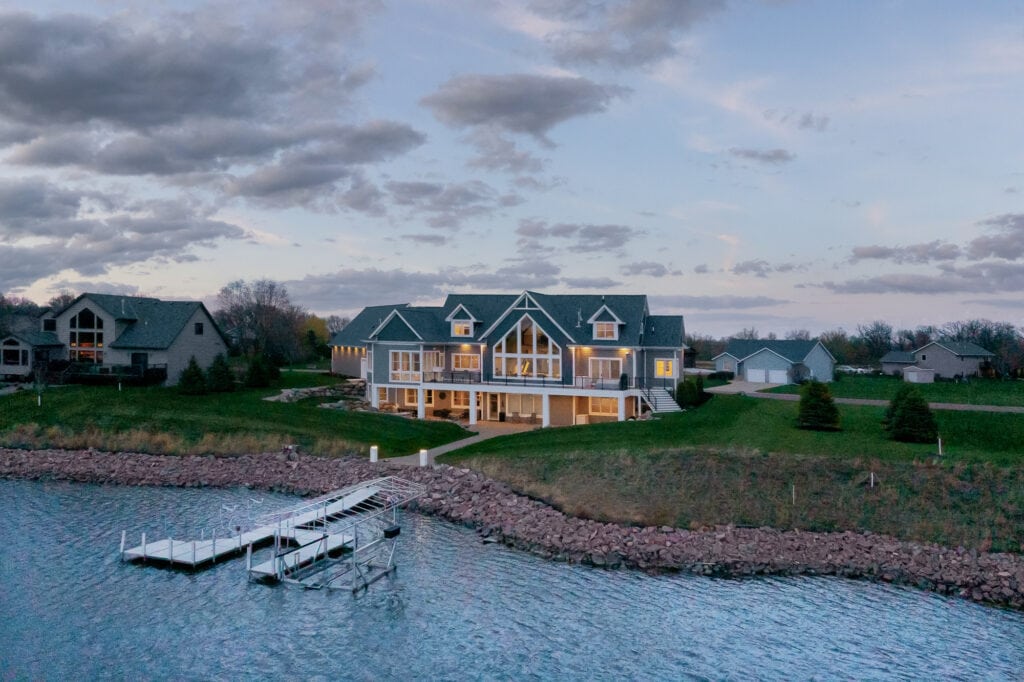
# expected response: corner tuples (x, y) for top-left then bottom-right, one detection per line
(644, 387), (681, 413)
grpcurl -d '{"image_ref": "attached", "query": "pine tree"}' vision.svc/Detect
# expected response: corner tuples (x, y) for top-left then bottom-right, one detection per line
(177, 356), (208, 395)
(886, 384), (938, 443)
(245, 354), (274, 388)
(797, 380), (840, 431)
(206, 353), (235, 392)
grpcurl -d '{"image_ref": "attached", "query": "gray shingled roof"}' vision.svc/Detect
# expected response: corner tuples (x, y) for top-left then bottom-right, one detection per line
(330, 304), (407, 347)
(2, 330), (62, 347)
(58, 293), (224, 350)
(929, 340), (995, 357)
(334, 291), (686, 350)
(880, 350), (915, 364)
(718, 339), (821, 363)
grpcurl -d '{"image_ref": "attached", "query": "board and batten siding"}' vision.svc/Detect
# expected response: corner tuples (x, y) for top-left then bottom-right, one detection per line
(163, 308), (228, 385)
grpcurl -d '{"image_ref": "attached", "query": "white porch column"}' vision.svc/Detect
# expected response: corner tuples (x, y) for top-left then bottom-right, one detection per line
(469, 389), (478, 425)
(617, 395), (626, 422)
(417, 387), (425, 419)
(371, 385), (380, 409)
(541, 393), (550, 428)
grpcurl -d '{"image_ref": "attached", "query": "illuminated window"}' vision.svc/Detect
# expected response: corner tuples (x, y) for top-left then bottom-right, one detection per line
(492, 316), (561, 379)
(69, 307), (104, 363)
(593, 322), (617, 340)
(452, 391), (470, 407)
(452, 321), (472, 337)
(590, 397), (618, 415)
(453, 353), (480, 371)
(655, 359), (676, 378)
(389, 351), (421, 382)
(589, 358), (621, 381)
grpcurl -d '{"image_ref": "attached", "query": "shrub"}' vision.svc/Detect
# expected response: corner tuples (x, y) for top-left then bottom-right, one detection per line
(885, 384), (938, 443)
(797, 380), (840, 431)
(245, 354), (275, 388)
(676, 379), (701, 408)
(206, 353), (235, 392)
(708, 371), (734, 381)
(177, 356), (208, 395)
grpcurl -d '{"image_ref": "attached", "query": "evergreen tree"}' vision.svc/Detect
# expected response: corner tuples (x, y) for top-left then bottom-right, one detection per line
(886, 384), (938, 443)
(245, 354), (274, 388)
(676, 379), (700, 408)
(177, 356), (208, 395)
(797, 380), (840, 431)
(206, 353), (236, 392)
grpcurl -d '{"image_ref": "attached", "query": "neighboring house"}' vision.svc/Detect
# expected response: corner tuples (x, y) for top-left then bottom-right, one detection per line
(911, 341), (994, 379)
(2, 293), (228, 385)
(712, 339), (835, 384)
(332, 291), (687, 426)
(0, 330), (63, 379)
(880, 350), (915, 376)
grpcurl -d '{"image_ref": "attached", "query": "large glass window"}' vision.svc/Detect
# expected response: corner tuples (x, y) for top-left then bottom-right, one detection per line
(492, 316), (561, 379)
(2, 339), (25, 366)
(69, 307), (104, 363)
(590, 397), (618, 415)
(589, 357), (622, 381)
(453, 353), (480, 371)
(389, 350), (421, 382)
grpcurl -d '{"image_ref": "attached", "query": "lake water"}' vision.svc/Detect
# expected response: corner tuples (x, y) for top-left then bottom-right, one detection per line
(2, 479), (1023, 680)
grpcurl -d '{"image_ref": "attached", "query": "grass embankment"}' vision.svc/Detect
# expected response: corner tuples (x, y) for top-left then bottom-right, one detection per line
(0, 372), (466, 458)
(442, 396), (1024, 552)
(765, 374), (1024, 406)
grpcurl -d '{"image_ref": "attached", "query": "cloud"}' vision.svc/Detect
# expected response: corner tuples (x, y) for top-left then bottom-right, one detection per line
(386, 180), (522, 229)
(762, 109), (829, 132)
(968, 213), (1024, 260)
(728, 147), (796, 164)
(650, 294), (789, 310)
(526, 0), (726, 69)
(693, 263), (710, 274)
(621, 261), (671, 277)
(850, 241), (961, 264)
(732, 259), (771, 277)
(421, 74), (628, 146)
(822, 261), (1024, 295)
(402, 233), (448, 246)
(0, 178), (246, 290)
(562, 276), (621, 288)
(464, 128), (546, 174)
(516, 219), (642, 253)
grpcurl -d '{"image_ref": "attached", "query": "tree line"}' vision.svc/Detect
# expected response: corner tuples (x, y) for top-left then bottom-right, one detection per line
(687, 318), (1024, 375)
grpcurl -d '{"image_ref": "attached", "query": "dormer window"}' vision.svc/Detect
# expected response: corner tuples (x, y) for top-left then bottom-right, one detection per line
(452, 321), (472, 337)
(593, 321), (618, 340)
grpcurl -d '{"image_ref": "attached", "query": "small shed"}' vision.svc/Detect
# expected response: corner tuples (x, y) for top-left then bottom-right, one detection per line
(903, 366), (935, 384)
(880, 350), (915, 376)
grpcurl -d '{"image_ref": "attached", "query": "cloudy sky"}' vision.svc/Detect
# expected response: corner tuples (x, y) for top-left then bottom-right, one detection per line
(1, 0), (1022, 336)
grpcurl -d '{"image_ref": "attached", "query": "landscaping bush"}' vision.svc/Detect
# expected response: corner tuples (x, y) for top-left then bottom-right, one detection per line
(206, 353), (235, 393)
(884, 383), (938, 443)
(245, 354), (275, 388)
(177, 356), (208, 395)
(708, 371), (734, 381)
(676, 379), (701, 408)
(797, 380), (839, 431)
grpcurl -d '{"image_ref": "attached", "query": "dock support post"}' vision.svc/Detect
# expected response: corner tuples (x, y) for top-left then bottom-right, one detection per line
(370, 445), (378, 463)
(169, 537), (174, 562)
(246, 544), (252, 579)
(192, 540), (196, 565)
(141, 532), (147, 560)
(419, 449), (428, 467)
(212, 535), (216, 562)
(120, 530), (126, 561)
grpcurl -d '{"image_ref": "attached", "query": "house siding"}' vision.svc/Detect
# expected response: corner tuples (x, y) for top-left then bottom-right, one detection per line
(742, 349), (793, 380)
(0, 338), (33, 377)
(163, 308), (229, 385)
(803, 344), (834, 382)
(714, 355), (738, 374)
(331, 345), (365, 377)
(914, 346), (984, 378)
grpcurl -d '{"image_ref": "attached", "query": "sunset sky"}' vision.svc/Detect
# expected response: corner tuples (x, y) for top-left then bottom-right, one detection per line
(1, 0), (1022, 336)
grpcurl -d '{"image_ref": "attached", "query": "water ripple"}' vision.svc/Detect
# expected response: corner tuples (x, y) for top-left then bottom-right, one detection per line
(1, 480), (1023, 680)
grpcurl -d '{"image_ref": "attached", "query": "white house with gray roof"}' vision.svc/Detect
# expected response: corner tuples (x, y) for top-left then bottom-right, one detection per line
(1, 293), (228, 385)
(713, 339), (835, 384)
(331, 291), (687, 426)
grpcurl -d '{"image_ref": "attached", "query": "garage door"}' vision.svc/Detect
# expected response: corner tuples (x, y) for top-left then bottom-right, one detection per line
(746, 368), (766, 382)
(768, 369), (788, 384)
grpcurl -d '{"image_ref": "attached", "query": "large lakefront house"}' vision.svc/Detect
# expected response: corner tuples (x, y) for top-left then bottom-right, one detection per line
(0, 293), (227, 385)
(330, 291), (687, 427)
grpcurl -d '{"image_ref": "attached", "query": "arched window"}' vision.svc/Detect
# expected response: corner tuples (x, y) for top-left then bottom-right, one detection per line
(69, 307), (104, 363)
(492, 315), (561, 379)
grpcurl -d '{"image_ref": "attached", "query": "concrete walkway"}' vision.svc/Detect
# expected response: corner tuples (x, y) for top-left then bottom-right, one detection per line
(388, 421), (539, 466)
(708, 382), (1024, 413)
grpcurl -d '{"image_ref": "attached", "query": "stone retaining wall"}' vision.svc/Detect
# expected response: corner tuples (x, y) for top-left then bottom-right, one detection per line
(2, 447), (1022, 609)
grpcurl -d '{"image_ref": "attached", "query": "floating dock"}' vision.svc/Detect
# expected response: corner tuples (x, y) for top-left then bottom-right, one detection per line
(121, 476), (424, 591)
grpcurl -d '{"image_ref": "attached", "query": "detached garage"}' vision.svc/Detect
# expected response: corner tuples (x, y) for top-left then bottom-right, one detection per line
(714, 339), (836, 384)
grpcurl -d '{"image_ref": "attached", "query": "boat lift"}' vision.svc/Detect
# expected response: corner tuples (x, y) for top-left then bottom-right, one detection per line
(121, 476), (424, 592)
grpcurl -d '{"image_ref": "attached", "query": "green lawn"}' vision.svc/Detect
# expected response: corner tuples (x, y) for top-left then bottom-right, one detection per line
(443, 394), (1024, 466)
(764, 374), (1024, 406)
(0, 372), (466, 457)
